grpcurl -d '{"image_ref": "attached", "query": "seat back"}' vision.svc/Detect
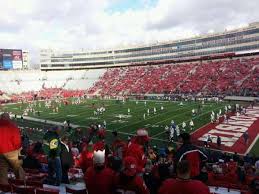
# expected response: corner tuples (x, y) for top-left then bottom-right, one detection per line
(12, 184), (35, 194)
(0, 183), (12, 192)
(35, 188), (59, 194)
(66, 186), (87, 194)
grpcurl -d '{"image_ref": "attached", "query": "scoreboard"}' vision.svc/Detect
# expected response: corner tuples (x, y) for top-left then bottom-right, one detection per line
(0, 49), (23, 70)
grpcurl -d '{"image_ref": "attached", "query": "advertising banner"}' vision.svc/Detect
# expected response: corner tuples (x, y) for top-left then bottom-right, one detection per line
(3, 58), (13, 69)
(12, 60), (23, 69)
(12, 50), (22, 61)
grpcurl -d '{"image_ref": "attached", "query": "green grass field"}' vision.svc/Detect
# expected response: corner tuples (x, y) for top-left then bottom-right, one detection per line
(1, 98), (231, 146)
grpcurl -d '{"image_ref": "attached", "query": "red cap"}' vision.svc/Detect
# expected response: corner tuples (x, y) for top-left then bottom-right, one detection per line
(123, 156), (137, 176)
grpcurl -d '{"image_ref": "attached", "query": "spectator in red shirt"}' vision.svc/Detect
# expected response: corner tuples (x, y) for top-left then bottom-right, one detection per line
(125, 128), (149, 174)
(84, 149), (116, 194)
(159, 160), (210, 194)
(79, 142), (94, 173)
(0, 113), (25, 184)
(114, 156), (150, 194)
(175, 133), (207, 178)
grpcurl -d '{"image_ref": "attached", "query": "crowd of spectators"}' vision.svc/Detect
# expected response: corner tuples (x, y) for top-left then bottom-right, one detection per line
(1, 112), (259, 194)
(88, 57), (259, 97)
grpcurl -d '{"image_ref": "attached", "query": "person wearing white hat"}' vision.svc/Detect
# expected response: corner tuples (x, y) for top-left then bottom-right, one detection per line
(84, 149), (116, 194)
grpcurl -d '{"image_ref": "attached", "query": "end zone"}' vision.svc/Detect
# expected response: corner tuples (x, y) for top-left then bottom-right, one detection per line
(191, 106), (259, 155)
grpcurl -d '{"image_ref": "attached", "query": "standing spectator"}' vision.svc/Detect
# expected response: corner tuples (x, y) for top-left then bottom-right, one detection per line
(60, 135), (74, 184)
(175, 133), (207, 178)
(158, 160), (210, 194)
(0, 113), (25, 184)
(84, 150), (115, 194)
(43, 126), (62, 186)
(114, 156), (149, 194)
(79, 142), (94, 173)
(125, 129), (149, 175)
(111, 131), (127, 160)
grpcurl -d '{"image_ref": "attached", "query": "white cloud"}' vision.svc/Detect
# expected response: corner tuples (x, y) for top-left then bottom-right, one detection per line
(0, 0), (259, 66)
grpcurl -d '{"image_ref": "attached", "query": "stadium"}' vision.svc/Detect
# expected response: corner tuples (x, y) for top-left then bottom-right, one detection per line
(0, 1), (259, 194)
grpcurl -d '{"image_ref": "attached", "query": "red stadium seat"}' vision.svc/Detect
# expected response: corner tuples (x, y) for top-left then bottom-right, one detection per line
(12, 184), (35, 194)
(0, 183), (12, 192)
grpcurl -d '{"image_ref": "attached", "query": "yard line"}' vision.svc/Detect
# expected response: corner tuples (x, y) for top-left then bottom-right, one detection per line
(114, 103), (199, 131)
(151, 105), (226, 138)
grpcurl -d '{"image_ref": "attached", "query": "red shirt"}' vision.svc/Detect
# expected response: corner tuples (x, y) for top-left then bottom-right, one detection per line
(159, 178), (210, 194)
(79, 147), (93, 172)
(125, 142), (146, 173)
(0, 119), (21, 154)
(115, 174), (149, 194)
(84, 167), (115, 194)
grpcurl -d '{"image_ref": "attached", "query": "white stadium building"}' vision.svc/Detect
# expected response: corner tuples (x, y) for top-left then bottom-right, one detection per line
(40, 22), (259, 70)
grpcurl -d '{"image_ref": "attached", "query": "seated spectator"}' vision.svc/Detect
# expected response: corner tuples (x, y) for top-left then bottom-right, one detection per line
(158, 160), (210, 194)
(114, 156), (149, 194)
(0, 113), (25, 184)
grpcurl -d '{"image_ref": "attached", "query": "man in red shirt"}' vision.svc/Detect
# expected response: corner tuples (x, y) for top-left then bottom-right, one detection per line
(159, 160), (210, 194)
(175, 133), (207, 178)
(0, 113), (25, 184)
(114, 156), (150, 194)
(84, 150), (116, 194)
(125, 128), (149, 174)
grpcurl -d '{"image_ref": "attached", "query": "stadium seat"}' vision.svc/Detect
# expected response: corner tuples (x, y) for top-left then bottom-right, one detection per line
(35, 188), (59, 194)
(0, 183), (12, 193)
(65, 186), (87, 194)
(12, 184), (35, 194)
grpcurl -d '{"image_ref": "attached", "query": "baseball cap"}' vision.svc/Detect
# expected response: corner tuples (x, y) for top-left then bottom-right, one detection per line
(123, 156), (137, 176)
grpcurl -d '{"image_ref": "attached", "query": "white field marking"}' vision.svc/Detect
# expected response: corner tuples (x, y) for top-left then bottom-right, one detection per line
(245, 134), (259, 155)
(67, 114), (78, 117)
(114, 114), (132, 119)
(14, 115), (80, 128)
(151, 105), (226, 138)
(87, 117), (99, 120)
(111, 120), (128, 123)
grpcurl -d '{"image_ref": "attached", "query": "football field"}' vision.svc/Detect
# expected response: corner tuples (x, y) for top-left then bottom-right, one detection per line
(1, 98), (231, 146)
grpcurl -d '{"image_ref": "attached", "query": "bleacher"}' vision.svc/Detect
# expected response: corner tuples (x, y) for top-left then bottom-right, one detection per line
(88, 57), (259, 96)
